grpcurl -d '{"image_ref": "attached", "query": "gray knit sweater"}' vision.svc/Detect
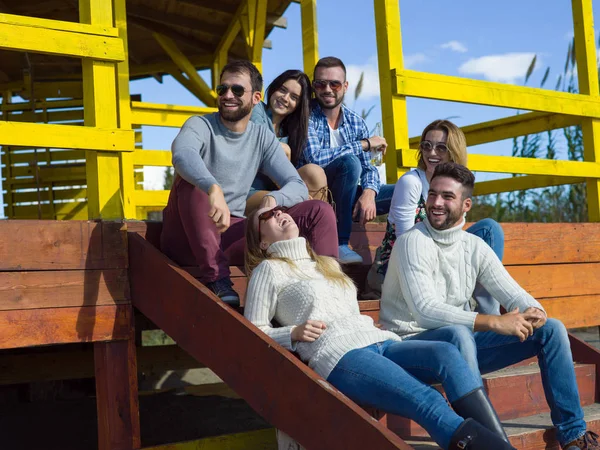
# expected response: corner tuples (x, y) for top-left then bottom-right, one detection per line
(244, 237), (401, 379)
(379, 218), (544, 337)
(171, 113), (308, 217)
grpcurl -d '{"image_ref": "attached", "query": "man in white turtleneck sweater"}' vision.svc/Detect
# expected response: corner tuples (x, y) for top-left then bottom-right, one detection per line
(380, 163), (597, 450)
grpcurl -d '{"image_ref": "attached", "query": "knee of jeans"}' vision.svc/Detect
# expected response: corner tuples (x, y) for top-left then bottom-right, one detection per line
(537, 318), (569, 344)
(444, 325), (476, 351)
(335, 154), (362, 179)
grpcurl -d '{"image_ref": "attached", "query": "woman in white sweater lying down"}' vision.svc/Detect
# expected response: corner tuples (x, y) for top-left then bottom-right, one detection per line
(243, 205), (515, 450)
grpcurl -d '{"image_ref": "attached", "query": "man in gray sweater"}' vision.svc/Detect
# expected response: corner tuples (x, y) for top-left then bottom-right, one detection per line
(161, 61), (338, 305)
(380, 162), (597, 450)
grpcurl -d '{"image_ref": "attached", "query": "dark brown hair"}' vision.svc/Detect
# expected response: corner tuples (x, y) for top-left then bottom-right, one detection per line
(314, 56), (346, 79)
(220, 60), (263, 92)
(431, 162), (475, 199)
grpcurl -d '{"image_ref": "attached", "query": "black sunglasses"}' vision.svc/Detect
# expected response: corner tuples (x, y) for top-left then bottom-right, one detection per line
(258, 206), (289, 237)
(313, 79), (343, 92)
(420, 140), (449, 154)
(216, 84), (248, 98)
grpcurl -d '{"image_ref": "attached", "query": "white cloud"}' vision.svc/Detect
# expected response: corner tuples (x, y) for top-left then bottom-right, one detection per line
(404, 53), (429, 69)
(458, 52), (539, 83)
(345, 56), (381, 101)
(441, 41), (468, 53)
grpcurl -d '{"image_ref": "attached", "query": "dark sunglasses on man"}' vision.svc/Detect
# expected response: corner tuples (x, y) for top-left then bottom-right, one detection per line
(313, 79), (344, 92)
(216, 84), (248, 98)
(258, 206), (289, 236)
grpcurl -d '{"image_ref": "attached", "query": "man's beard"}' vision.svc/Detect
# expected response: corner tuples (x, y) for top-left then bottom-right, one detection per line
(316, 93), (344, 110)
(219, 101), (252, 122)
(426, 206), (463, 231)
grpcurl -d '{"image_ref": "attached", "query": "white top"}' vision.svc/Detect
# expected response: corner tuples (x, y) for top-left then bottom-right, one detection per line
(379, 218), (544, 337)
(244, 237), (401, 379)
(388, 168), (428, 235)
(328, 125), (345, 148)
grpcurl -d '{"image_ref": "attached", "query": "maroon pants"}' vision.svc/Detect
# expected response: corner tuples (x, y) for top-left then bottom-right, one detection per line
(160, 176), (339, 283)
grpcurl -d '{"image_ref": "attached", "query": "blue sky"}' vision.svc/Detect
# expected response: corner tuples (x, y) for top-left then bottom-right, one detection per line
(133, 0), (600, 189)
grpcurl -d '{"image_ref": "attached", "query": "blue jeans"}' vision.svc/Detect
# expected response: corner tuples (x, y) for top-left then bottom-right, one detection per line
(327, 340), (482, 449)
(466, 218), (504, 315)
(324, 154), (394, 245)
(407, 320), (586, 446)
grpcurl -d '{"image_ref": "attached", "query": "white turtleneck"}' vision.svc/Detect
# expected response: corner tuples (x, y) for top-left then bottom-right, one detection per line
(379, 218), (544, 337)
(244, 237), (401, 379)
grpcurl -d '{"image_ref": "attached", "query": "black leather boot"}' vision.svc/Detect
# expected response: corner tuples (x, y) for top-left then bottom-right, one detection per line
(449, 418), (517, 450)
(451, 387), (509, 443)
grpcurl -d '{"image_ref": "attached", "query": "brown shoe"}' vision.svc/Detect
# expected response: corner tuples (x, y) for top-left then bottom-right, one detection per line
(564, 431), (600, 449)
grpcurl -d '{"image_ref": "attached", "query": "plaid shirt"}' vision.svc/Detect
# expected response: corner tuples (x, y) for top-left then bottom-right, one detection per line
(299, 102), (380, 193)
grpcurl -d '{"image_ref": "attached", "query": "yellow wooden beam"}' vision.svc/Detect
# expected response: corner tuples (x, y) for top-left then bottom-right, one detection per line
(0, 20), (124, 62)
(2, 109), (83, 123)
(80, 0), (124, 220)
(131, 102), (216, 127)
(375, 0), (408, 183)
(133, 150), (172, 167)
(153, 33), (217, 107)
(399, 149), (600, 178)
(300, 0), (319, 77)
(134, 190), (169, 208)
(0, 12), (118, 37)
(473, 175), (585, 196)
(240, 0), (267, 71)
(408, 112), (582, 149)
(168, 70), (208, 103)
(10, 202), (88, 220)
(2, 99), (83, 112)
(4, 149), (84, 165)
(0, 121), (133, 150)
(393, 69), (600, 118)
(19, 81), (83, 100)
(144, 429), (276, 450)
(572, 0), (600, 221)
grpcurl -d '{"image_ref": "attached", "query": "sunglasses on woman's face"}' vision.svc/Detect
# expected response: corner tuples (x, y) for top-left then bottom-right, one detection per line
(420, 140), (449, 154)
(216, 84), (248, 98)
(312, 79), (344, 92)
(258, 206), (289, 237)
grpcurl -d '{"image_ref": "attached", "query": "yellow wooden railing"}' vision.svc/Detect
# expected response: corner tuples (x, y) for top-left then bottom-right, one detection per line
(374, 0), (600, 221)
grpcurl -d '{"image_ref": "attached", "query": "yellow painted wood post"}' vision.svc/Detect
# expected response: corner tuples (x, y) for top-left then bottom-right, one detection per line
(212, 50), (227, 89)
(1, 89), (14, 218)
(114, 0), (136, 219)
(239, 0), (267, 73)
(79, 0), (123, 220)
(572, 0), (600, 221)
(300, 0), (319, 78)
(374, 0), (409, 183)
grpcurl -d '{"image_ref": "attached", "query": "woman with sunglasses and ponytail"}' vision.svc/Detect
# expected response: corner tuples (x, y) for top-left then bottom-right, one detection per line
(367, 120), (504, 316)
(246, 70), (330, 214)
(243, 205), (515, 450)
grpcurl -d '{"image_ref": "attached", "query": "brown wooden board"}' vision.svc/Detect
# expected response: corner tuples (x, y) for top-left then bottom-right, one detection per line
(539, 296), (600, 329)
(0, 220), (127, 270)
(94, 322), (141, 450)
(128, 232), (411, 450)
(508, 263), (600, 299)
(570, 333), (600, 402)
(0, 305), (130, 349)
(0, 269), (130, 310)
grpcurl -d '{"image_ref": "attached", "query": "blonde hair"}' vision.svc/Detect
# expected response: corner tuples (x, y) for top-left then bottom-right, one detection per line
(245, 210), (354, 289)
(417, 119), (468, 171)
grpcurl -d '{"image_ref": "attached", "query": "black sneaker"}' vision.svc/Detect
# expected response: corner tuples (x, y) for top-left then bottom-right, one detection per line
(206, 277), (240, 306)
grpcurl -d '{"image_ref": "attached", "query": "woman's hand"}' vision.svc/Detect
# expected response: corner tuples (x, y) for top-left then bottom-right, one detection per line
(291, 320), (327, 342)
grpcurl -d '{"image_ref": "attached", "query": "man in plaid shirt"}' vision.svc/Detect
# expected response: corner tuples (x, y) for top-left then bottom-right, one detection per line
(299, 56), (394, 264)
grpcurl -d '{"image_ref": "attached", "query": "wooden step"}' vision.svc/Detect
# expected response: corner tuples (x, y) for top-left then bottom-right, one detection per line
(399, 403), (600, 450)
(390, 363), (596, 438)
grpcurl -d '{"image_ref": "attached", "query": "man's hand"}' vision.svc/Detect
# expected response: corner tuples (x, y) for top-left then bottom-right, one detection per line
(291, 320), (327, 343)
(488, 308), (539, 342)
(208, 184), (230, 233)
(523, 307), (547, 329)
(259, 195), (277, 210)
(353, 189), (377, 226)
(364, 136), (388, 156)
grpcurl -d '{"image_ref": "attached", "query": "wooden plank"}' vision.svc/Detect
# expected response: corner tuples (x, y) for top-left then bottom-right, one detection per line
(0, 121), (134, 151)
(0, 12), (119, 37)
(130, 101), (216, 128)
(128, 233), (411, 450)
(94, 313), (141, 450)
(133, 149), (171, 166)
(539, 295), (600, 329)
(0, 269), (129, 311)
(0, 220), (127, 270)
(9, 203), (89, 221)
(0, 304), (130, 349)
(0, 344), (203, 385)
(508, 263), (600, 299)
(570, 333), (600, 402)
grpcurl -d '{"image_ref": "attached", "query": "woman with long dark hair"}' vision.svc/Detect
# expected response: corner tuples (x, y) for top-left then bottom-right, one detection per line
(242, 205), (516, 450)
(247, 70), (329, 214)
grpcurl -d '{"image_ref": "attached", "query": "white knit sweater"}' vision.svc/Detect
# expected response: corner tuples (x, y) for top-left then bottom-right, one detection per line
(244, 237), (401, 379)
(380, 218), (544, 337)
